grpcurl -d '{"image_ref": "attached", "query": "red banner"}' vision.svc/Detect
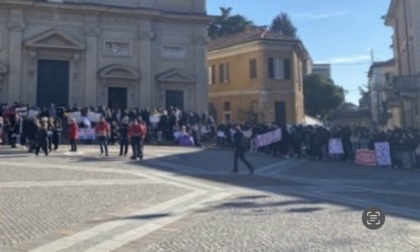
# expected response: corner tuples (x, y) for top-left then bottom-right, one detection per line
(355, 149), (377, 166)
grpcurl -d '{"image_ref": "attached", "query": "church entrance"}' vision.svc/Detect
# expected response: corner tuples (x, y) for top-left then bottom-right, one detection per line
(108, 87), (127, 110)
(37, 60), (69, 107)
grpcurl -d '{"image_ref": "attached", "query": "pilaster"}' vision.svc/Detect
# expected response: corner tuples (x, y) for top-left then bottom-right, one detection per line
(192, 30), (208, 113)
(84, 19), (100, 107)
(8, 9), (25, 104)
(138, 19), (155, 108)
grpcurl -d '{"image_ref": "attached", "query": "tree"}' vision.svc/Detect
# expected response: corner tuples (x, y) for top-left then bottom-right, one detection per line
(303, 74), (345, 118)
(358, 85), (371, 109)
(269, 13), (297, 38)
(208, 7), (254, 39)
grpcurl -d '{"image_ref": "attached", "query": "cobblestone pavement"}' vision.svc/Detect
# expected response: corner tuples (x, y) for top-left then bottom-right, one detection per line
(0, 145), (419, 252)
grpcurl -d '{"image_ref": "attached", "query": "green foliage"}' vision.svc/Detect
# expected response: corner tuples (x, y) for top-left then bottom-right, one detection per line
(358, 85), (371, 109)
(303, 74), (345, 118)
(269, 13), (297, 38)
(208, 7), (254, 39)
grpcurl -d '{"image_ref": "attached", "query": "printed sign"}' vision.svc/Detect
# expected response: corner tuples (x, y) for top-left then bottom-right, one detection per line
(355, 149), (377, 166)
(255, 129), (282, 148)
(87, 111), (101, 123)
(243, 129), (252, 138)
(78, 129), (95, 140)
(328, 138), (344, 154)
(68, 112), (82, 123)
(375, 142), (392, 166)
(16, 107), (28, 117)
(217, 131), (225, 138)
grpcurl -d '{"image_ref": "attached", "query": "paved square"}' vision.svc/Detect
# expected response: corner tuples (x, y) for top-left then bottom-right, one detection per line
(1, 145), (420, 251)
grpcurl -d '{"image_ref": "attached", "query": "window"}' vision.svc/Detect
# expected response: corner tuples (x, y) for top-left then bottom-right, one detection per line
(268, 58), (291, 80)
(208, 65), (215, 85)
(224, 101), (230, 111)
(219, 63), (229, 83)
(249, 59), (257, 79)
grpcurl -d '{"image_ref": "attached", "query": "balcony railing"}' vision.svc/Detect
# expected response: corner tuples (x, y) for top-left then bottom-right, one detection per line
(393, 75), (420, 98)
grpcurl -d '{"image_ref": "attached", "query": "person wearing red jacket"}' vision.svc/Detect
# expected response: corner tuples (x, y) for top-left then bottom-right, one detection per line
(95, 116), (111, 156)
(68, 118), (79, 152)
(129, 118), (147, 160)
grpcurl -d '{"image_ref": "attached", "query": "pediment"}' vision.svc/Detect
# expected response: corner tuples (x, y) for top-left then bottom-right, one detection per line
(98, 65), (140, 80)
(24, 29), (85, 50)
(156, 68), (195, 83)
(0, 64), (8, 74)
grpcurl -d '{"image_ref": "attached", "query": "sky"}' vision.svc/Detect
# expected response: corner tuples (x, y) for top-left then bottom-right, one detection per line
(207, 0), (394, 105)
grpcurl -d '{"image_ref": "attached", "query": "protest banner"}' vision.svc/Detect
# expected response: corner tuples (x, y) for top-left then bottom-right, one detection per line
(217, 131), (225, 138)
(375, 142), (392, 166)
(16, 107), (28, 117)
(68, 112), (82, 123)
(243, 129), (252, 138)
(255, 129), (282, 147)
(355, 149), (377, 166)
(78, 129), (95, 140)
(28, 110), (39, 119)
(328, 138), (344, 154)
(87, 111), (101, 122)
(150, 115), (160, 124)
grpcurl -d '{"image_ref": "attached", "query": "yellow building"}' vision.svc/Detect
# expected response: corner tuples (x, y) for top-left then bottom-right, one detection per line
(207, 27), (310, 126)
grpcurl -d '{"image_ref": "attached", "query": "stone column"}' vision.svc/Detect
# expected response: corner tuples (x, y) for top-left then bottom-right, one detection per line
(84, 24), (100, 107)
(192, 31), (208, 113)
(7, 9), (25, 104)
(138, 20), (154, 108)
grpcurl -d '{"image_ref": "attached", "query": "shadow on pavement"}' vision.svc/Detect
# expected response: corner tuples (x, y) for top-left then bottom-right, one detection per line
(3, 145), (420, 222)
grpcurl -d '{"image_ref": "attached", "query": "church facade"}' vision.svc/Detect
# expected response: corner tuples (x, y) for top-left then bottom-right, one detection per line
(0, 0), (209, 111)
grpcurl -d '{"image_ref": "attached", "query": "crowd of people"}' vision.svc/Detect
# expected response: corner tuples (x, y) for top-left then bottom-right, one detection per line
(0, 102), (419, 169)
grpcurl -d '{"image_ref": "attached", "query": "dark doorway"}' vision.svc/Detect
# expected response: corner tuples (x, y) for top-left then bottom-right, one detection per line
(165, 90), (184, 110)
(274, 101), (287, 126)
(37, 60), (69, 107)
(108, 87), (127, 110)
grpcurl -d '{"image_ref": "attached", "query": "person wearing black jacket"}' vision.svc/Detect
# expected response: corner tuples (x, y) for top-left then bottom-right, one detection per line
(52, 117), (63, 150)
(118, 117), (130, 157)
(35, 119), (49, 156)
(232, 124), (255, 174)
(26, 118), (38, 153)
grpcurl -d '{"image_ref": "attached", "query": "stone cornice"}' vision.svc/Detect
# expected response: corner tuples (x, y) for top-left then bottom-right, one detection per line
(1, 1), (210, 24)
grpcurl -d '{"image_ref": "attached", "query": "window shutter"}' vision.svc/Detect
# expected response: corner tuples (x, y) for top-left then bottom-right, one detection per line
(268, 58), (274, 79)
(219, 64), (224, 83)
(250, 59), (257, 79)
(211, 65), (216, 84)
(284, 59), (291, 80)
(225, 63), (230, 82)
(208, 66), (212, 85)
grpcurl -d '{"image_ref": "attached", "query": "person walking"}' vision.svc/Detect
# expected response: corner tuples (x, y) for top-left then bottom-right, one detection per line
(68, 118), (79, 152)
(95, 116), (110, 156)
(118, 117), (130, 157)
(52, 117), (63, 150)
(129, 118), (147, 160)
(232, 124), (255, 174)
(35, 118), (49, 156)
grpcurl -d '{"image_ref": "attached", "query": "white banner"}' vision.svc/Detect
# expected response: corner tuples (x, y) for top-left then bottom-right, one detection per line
(255, 129), (282, 147)
(328, 138), (344, 154)
(16, 107), (28, 117)
(87, 111), (102, 123)
(217, 131), (225, 138)
(78, 129), (96, 140)
(243, 129), (252, 138)
(375, 142), (392, 166)
(150, 115), (160, 124)
(68, 112), (82, 123)
(28, 110), (39, 119)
